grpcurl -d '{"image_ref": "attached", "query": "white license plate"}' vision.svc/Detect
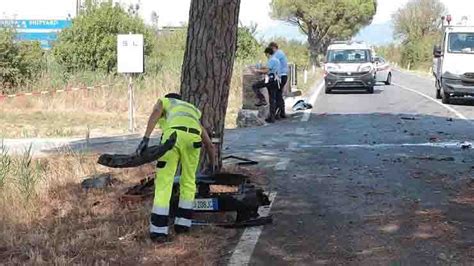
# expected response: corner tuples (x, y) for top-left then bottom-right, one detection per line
(193, 198), (218, 210)
(345, 78), (354, 82)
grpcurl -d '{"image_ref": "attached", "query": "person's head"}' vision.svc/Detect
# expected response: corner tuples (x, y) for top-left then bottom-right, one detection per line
(264, 47), (274, 59)
(269, 42), (279, 52)
(164, 93), (182, 100)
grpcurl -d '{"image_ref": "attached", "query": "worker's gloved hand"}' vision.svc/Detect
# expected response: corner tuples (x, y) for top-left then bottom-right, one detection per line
(136, 137), (150, 155)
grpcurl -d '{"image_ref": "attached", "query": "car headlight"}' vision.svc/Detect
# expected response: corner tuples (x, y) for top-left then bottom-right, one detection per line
(360, 66), (373, 73)
(326, 66), (337, 72)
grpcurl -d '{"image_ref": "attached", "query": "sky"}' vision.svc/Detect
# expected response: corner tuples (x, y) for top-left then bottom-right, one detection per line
(1, 0), (474, 43)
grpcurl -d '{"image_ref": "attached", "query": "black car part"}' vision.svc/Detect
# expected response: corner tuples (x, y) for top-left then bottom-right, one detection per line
(97, 132), (177, 168)
(118, 172), (272, 228)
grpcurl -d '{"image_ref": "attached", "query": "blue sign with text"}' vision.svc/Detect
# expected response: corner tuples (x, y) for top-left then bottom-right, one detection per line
(0, 20), (71, 30)
(0, 20), (72, 49)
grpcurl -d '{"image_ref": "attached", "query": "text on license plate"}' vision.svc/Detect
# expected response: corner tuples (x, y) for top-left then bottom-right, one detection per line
(193, 198), (218, 210)
(345, 78), (354, 82)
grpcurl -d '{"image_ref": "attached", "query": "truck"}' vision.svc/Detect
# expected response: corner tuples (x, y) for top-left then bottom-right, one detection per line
(433, 15), (474, 104)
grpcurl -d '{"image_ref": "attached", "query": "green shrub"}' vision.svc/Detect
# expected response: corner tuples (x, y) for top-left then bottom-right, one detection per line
(0, 29), (44, 91)
(53, 1), (156, 73)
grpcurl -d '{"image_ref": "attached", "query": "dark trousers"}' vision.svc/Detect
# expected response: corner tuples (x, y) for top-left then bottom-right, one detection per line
(276, 75), (288, 116)
(252, 79), (278, 119)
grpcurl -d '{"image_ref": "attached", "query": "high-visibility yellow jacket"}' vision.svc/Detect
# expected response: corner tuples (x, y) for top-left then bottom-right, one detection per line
(161, 98), (202, 131)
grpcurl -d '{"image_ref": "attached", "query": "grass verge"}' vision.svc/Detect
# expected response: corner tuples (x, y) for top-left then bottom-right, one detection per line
(0, 149), (237, 265)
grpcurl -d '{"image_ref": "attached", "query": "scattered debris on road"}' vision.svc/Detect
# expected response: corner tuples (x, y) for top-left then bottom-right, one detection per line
(292, 99), (313, 111)
(460, 141), (472, 150)
(400, 116), (416, 120)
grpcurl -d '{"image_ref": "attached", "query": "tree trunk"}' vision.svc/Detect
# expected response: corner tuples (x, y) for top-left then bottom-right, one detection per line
(308, 38), (320, 67)
(180, 0), (241, 168)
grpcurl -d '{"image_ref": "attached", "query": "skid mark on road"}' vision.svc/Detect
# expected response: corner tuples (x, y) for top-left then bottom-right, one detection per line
(301, 81), (324, 122)
(393, 82), (469, 122)
(227, 192), (277, 266)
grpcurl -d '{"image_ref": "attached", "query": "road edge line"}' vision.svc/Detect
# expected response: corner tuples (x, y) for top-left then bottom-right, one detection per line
(227, 192), (277, 266)
(301, 80), (324, 122)
(392, 82), (469, 121)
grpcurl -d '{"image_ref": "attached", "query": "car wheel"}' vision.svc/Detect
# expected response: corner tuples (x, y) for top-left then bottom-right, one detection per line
(384, 73), (392, 85)
(367, 86), (374, 94)
(435, 80), (442, 99)
(325, 86), (332, 94)
(441, 86), (450, 104)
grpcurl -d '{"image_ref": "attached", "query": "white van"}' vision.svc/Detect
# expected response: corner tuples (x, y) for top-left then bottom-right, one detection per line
(324, 41), (376, 94)
(433, 20), (474, 104)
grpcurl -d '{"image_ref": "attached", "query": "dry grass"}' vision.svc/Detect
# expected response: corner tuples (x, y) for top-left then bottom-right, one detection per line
(0, 151), (238, 265)
(1, 66), (244, 139)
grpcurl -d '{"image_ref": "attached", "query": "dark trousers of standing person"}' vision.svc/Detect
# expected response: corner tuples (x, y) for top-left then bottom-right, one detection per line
(276, 75), (288, 118)
(252, 77), (278, 123)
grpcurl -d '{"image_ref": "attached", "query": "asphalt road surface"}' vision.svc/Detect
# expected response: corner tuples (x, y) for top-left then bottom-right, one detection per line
(223, 70), (474, 265)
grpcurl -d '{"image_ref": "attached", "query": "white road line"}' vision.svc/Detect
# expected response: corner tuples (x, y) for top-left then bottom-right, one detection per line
(301, 81), (324, 122)
(392, 82), (469, 121)
(228, 192), (277, 266)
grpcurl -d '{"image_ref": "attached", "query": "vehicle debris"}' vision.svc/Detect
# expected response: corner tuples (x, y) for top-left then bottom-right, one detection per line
(400, 116), (416, 120)
(97, 132), (177, 168)
(460, 141), (472, 150)
(81, 173), (117, 189)
(292, 99), (313, 111)
(119, 172), (273, 228)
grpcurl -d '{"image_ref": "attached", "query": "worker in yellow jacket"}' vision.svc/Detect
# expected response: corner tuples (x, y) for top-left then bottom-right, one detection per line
(136, 93), (216, 243)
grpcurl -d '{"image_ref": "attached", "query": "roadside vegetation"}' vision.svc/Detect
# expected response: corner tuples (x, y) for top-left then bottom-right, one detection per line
(0, 1), (316, 139)
(376, 0), (446, 72)
(0, 145), (237, 264)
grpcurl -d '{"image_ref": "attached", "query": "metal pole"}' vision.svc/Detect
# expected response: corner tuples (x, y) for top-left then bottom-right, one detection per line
(128, 74), (135, 133)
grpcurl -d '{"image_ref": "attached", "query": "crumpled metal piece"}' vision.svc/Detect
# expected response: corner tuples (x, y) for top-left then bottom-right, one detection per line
(97, 132), (177, 168)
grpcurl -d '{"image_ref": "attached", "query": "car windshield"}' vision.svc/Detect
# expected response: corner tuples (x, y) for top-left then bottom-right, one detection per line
(327, 49), (370, 63)
(448, 33), (474, 54)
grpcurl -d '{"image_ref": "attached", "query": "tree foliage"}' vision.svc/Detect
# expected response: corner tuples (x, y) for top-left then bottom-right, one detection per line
(270, 0), (377, 63)
(393, 0), (446, 41)
(391, 0), (446, 69)
(0, 29), (44, 90)
(52, 1), (155, 73)
(236, 24), (262, 62)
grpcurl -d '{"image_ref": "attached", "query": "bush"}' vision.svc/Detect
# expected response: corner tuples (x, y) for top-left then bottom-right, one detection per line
(236, 25), (262, 62)
(0, 29), (44, 91)
(53, 1), (156, 73)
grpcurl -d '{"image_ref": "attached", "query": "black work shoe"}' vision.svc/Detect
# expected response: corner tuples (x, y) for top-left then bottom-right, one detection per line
(174, 225), (190, 235)
(265, 118), (276, 123)
(150, 233), (171, 244)
(280, 113), (287, 119)
(255, 100), (268, 107)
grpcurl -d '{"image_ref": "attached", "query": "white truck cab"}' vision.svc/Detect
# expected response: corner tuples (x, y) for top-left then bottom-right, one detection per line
(434, 17), (474, 104)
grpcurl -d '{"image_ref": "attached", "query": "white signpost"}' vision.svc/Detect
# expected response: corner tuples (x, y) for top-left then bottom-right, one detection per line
(117, 34), (144, 133)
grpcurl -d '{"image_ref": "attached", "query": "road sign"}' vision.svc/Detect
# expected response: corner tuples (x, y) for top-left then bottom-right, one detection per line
(117, 34), (144, 74)
(117, 34), (144, 133)
(0, 20), (72, 49)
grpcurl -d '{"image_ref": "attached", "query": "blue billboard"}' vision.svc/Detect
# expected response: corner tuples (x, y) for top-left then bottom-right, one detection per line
(0, 19), (72, 49)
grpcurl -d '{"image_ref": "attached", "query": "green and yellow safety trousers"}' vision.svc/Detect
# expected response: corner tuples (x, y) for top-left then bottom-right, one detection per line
(149, 128), (202, 235)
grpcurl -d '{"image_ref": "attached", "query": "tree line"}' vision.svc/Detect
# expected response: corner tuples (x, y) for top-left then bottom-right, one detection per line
(378, 0), (446, 70)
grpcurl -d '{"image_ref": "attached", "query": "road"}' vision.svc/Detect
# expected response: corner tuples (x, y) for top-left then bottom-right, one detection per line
(224, 70), (474, 265)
